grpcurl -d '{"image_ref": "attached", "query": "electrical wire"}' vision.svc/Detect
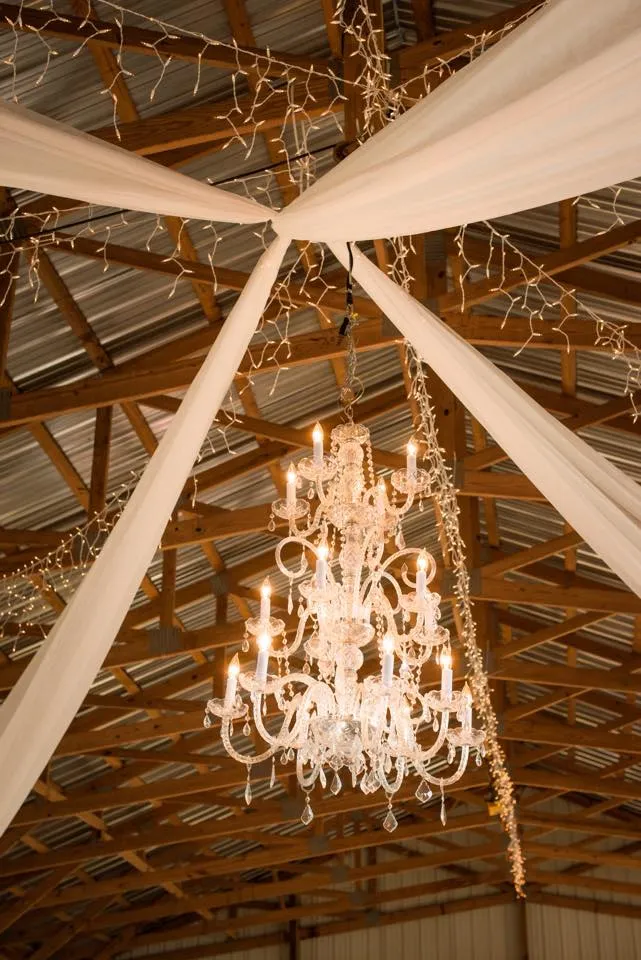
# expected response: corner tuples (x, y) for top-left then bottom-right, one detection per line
(0, 141), (344, 247)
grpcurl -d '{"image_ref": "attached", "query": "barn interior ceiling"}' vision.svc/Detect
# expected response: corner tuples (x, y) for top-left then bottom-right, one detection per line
(1, 1), (641, 958)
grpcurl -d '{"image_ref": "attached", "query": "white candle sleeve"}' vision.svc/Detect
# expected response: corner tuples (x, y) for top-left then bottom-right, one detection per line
(224, 673), (237, 710)
(382, 651), (394, 687)
(441, 662), (453, 699)
(256, 648), (269, 683)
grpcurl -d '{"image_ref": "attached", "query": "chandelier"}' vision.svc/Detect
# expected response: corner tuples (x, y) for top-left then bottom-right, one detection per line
(204, 418), (485, 831)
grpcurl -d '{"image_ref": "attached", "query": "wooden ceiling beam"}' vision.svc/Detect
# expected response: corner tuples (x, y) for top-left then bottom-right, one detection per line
(0, 4), (327, 76)
(398, 0), (543, 72)
(439, 218), (641, 314)
(453, 232), (641, 309)
(0, 801), (492, 882)
(491, 660), (641, 695)
(89, 81), (338, 156)
(476, 576), (641, 614)
(504, 720), (641, 756)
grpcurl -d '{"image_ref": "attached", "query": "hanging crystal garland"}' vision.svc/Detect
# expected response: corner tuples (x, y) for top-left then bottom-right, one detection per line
(204, 253), (485, 828)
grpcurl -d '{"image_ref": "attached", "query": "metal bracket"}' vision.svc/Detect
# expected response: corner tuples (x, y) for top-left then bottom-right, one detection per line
(210, 573), (229, 597)
(147, 626), (182, 655)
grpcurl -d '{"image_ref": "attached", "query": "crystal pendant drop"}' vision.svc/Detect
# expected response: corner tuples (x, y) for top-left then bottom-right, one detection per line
(245, 780), (252, 806)
(383, 808), (398, 833)
(395, 529), (405, 550)
(242, 638), (250, 653)
(415, 781), (432, 803)
(433, 716), (439, 732)
(330, 772), (342, 796)
(270, 760), (276, 789)
(440, 797), (447, 826)
(319, 768), (327, 788)
(447, 745), (455, 764)
(243, 721), (251, 737)
(301, 799), (314, 825)
(203, 714), (212, 729)
(287, 590), (293, 615)
(476, 751), (483, 767)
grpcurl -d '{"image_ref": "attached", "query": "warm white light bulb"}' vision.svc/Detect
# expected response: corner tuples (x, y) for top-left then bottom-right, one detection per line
(317, 543), (329, 560)
(312, 423), (323, 443)
(260, 578), (272, 599)
(382, 634), (395, 654)
(286, 465), (297, 484)
(258, 632), (271, 652)
(417, 553), (427, 571)
(228, 653), (240, 677)
(462, 681), (472, 703)
(441, 652), (452, 669)
(407, 441), (417, 457)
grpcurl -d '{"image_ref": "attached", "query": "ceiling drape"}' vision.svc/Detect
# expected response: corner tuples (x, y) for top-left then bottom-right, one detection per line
(0, 237), (288, 836)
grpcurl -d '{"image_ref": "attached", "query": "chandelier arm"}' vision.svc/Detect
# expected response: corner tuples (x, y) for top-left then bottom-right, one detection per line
(377, 756), (406, 795)
(275, 535), (327, 582)
(271, 610), (310, 661)
(415, 746), (470, 787)
(411, 706), (451, 763)
(379, 547), (437, 585)
(220, 718), (280, 766)
(296, 751), (321, 790)
(361, 572), (403, 616)
(251, 676), (326, 749)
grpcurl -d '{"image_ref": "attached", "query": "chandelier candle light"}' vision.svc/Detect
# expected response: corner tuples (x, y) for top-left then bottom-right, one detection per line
(204, 421), (485, 829)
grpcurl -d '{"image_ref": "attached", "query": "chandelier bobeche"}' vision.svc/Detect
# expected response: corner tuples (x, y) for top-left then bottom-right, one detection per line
(204, 419), (485, 830)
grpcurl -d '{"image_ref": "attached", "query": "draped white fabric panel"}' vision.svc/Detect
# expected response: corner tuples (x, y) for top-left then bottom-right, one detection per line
(0, 237), (288, 835)
(0, 99), (268, 225)
(329, 243), (641, 596)
(275, 0), (641, 241)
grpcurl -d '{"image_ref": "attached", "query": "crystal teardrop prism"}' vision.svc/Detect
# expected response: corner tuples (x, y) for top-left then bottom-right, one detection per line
(415, 781), (432, 803)
(270, 760), (276, 789)
(383, 809), (398, 833)
(243, 722), (251, 737)
(245, 781), (252, 806)
(330, 772), (342, 796)
(203, 714), (211, 729)
(301, 799), (314, 825)
(440, 798), (447, 826)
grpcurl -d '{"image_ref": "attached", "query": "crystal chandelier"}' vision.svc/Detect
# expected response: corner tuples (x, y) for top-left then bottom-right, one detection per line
(204, 418), (485, 831)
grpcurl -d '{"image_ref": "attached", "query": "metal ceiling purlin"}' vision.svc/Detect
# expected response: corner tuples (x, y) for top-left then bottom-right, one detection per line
(1, 0), (641, 955)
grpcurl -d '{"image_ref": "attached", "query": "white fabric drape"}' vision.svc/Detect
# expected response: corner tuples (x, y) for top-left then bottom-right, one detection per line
(0, 99), (268, 225)
(330, 242), (641, 596)
(2, 1), (640, 240)
(0, 237), (288, 836)
(275, 0), (641, 241)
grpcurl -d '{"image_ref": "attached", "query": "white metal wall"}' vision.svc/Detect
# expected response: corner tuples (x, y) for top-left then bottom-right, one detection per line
(302, 903), (521, 960)
(185, 902), (641, 960)
(528, 904), (641, 960)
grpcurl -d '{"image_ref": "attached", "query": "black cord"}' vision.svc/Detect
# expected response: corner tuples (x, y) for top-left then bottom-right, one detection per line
(0, 142), (340, 247)
(338, 242), (354, 338)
